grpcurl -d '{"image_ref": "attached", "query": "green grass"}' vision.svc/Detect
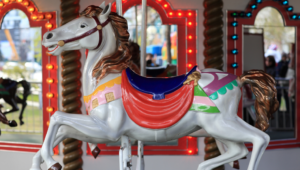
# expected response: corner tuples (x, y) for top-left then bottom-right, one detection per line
(16, 93), (40, 103)
(27, 94), (40, 103)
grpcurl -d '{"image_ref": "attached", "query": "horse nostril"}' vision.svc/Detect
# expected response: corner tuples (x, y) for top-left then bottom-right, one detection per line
(46, 33), (53, 39)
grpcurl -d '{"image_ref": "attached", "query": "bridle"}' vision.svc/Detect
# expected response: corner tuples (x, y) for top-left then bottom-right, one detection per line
(57, 16), (111, 50)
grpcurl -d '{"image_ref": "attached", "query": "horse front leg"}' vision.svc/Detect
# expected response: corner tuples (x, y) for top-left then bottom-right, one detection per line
(40, 113), (62, 170)
(31, 125), (112, 170)
(41, 111), (122, 170)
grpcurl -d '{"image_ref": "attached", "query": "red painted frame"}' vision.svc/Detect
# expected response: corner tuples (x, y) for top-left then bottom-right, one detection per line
(0, 0), (57, 153)
(227, 0), (300, 150)
(87, 0), (198, 155)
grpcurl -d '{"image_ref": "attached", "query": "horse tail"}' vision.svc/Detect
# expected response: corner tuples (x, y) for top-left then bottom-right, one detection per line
(18, 80), (31, 97)
(237, 70), (279, 131)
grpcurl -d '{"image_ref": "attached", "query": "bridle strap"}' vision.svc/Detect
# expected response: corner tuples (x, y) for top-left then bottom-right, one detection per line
(58, 16), (111, 50)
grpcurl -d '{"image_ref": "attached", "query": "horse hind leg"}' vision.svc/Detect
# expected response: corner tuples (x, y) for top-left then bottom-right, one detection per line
(17, 80), (31, 125)
(189, 129), (244, 169)
(15, 95), (26, 125)
(236, 117), (270, 170)
(30, 126), (68, 170)
(198, 139), (248, 170)
(200, 115), (269, 170)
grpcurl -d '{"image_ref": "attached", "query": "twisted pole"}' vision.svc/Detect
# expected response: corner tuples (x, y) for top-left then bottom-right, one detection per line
(60, 0), (83, 169)
(203, 0), (224, 169)
(203, 0), (224, 70)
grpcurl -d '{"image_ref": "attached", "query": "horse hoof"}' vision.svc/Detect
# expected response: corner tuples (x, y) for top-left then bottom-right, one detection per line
(233, 160), (240, 169)
(92, 146), (101, 159)
(48, 163), (62, 170)
(8, 120), (18, 127)
(20, 120), (24, 126)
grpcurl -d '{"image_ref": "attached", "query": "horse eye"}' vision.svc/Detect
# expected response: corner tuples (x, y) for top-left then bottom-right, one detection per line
(80, 24), (86, 28)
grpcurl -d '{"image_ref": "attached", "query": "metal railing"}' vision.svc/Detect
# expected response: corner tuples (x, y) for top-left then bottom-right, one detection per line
(270, 78), (294, 130)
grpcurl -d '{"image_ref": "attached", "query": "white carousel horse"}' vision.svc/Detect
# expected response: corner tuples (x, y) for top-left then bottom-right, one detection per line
(30, 3), (278, 170)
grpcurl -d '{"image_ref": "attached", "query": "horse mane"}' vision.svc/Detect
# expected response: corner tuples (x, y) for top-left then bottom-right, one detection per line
(80, 5), (131, 83)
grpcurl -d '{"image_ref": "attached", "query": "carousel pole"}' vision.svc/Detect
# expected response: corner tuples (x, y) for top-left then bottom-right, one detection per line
(140, 0), (147, 76)
(60, 0), (83, 170)
(135, 1), (147, 169)
(116, 0), (122, 15)
(203, 0), (240, 169)
(115, 1), (134, 170)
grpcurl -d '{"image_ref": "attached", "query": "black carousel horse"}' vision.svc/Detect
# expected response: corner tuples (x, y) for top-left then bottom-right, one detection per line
(0, 78), (31, 125)
(0, 104), (17, 135)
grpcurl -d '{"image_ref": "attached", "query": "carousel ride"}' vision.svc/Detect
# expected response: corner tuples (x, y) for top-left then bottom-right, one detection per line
(29, 1), (279, 170)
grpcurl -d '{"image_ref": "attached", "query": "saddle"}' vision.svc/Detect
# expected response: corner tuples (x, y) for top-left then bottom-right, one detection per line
(122, 67), (196, 129)
(126, 66), (197, 100)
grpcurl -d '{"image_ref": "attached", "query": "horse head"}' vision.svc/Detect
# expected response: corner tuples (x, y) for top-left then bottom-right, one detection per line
(42, 2), (113, 56)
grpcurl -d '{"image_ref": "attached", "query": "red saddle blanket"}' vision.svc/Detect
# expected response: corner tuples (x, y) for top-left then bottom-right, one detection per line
(122, 70), (194, 129)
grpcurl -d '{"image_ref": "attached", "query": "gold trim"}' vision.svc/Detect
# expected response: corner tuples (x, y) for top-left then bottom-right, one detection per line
(183, 71), (201, 86)
(83, 76), (121, 103)
(92, 98), (99, 109)
(105, 92), (115, 102)
(97, 25), (102, 30)
(58, 40), (65, 47)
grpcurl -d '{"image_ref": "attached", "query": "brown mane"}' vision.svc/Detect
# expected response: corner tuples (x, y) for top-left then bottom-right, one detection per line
(80, 5), (131, 83)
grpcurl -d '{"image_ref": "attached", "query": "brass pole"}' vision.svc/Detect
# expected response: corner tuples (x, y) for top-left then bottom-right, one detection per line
(60, 0), (83, 169)
(203, 0), (225, 169)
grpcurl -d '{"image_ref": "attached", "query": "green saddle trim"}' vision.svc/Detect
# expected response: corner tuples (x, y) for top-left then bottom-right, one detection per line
(0, 84), (9, 95)
(189, 85), (220, 113)
(194, 85), (207, 97)
(209, 80), (238, 100)
(189, 104), (220, 113)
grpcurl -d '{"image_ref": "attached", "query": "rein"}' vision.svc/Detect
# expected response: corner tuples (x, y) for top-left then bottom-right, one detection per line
(57, 16), (111, 50)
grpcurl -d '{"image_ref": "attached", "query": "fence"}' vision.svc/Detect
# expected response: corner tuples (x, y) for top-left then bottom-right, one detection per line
(0, 81), (43, 134)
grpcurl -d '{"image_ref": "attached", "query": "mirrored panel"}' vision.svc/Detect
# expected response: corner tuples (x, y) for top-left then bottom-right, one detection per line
(124, 5), (177, 77)
(0, 9), (43, 144)
(242, 7), (296, 140)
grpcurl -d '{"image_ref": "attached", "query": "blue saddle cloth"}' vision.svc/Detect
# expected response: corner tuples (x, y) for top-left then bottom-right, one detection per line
(126, 66), (197, 100)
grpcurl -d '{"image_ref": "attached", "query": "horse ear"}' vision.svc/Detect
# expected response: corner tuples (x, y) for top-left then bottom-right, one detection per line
(99, 1), (105, 9)
(101, 3), (111, 17)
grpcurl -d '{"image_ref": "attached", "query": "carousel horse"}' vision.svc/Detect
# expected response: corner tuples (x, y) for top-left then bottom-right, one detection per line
(0, 78), (31, 125)
(0, 104), (18, 135)
(30, 3), (278, 170)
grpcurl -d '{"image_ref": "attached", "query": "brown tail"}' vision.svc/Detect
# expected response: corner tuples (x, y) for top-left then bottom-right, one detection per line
(238, 70), (279, 131)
